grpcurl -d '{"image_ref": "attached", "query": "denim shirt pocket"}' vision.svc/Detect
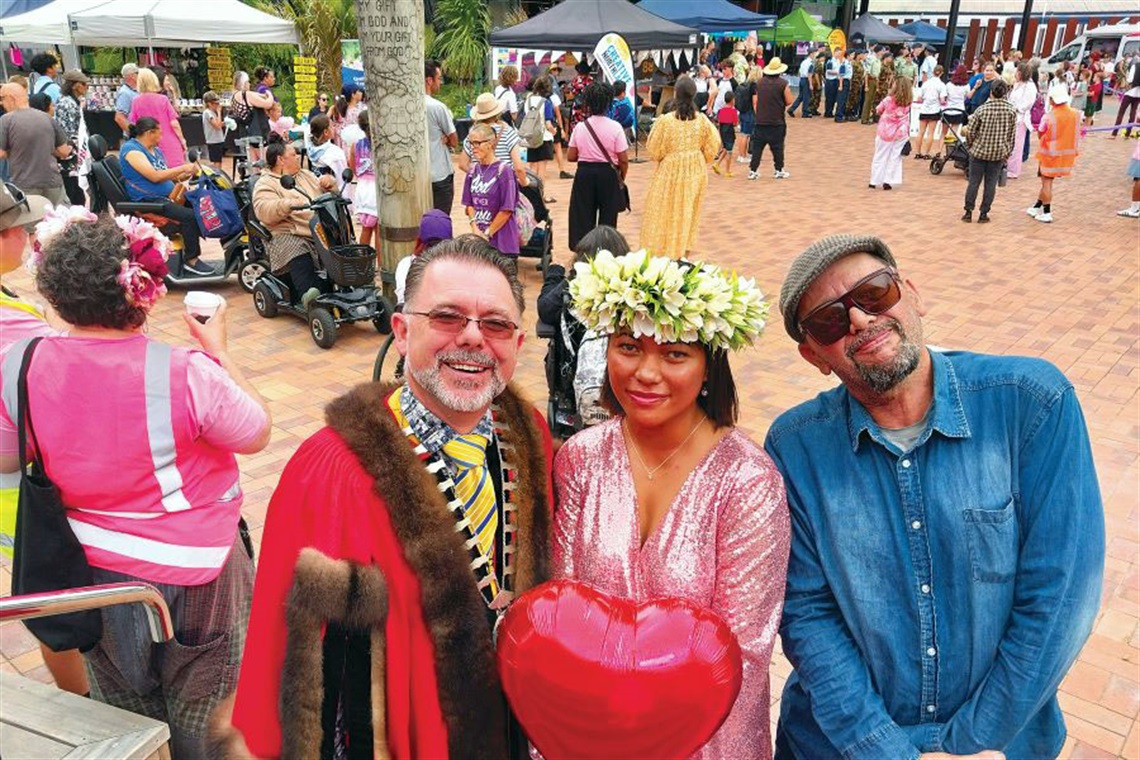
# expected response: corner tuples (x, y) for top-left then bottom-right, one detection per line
(963, 498), (1019, 583)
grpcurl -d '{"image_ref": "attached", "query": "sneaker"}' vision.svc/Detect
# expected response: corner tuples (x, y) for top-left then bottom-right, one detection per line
(183, 258), (218, 276)
(747, 171), (759, 180)
(1026, 205), (1042, 217)
(787, 109), (796, 117)
(725, 171), (734, 177)
(735, 156), (748, 164)
(1117, 207), (1140, 218)
(961, 211), (972, 223)
(559, 171), (575, 179)
(774, 170), (790, 179)
(301, 287), (321, 310)
(1035, 212), (1053, 223)
(712, 164), (722, 175)
(882, 183), (892, 190)
(977, 213), (990, 224)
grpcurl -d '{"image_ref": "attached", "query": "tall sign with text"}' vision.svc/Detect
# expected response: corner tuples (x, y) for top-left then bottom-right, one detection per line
(353, 0), (430, 281)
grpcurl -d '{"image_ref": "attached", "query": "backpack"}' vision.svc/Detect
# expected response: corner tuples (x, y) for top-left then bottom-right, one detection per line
(494, 85), (515, 126)
(553, 309), (610, 430)
(1029, 91), (1045, 130)
(518, 96), (547, 149)
(736, 81), (755, 115)
(229, 92), (253, 126)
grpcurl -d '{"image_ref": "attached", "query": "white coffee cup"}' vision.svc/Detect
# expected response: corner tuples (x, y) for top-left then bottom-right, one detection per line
(184, 291), (224, 323)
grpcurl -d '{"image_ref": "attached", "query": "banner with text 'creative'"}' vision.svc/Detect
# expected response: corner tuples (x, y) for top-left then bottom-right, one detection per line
(593, 32), (636, 131)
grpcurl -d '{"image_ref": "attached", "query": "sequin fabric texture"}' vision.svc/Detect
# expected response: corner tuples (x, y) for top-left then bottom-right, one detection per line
(552, 418), (791, 760)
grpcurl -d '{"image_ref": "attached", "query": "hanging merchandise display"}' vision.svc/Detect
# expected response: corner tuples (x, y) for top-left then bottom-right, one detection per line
(206, 47), (234, 92)
(294, 54), (317, 118)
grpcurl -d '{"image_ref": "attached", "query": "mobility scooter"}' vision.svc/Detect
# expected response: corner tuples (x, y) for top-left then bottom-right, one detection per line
(250, 169), (393, 349)
(87, 134), (264, 290)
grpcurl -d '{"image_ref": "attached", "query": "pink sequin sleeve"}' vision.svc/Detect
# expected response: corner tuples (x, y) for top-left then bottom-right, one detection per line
(699, 454), (790, 760)
(551, 439), (585, 580)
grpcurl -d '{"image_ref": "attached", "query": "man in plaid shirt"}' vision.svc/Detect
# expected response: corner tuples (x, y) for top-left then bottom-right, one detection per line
(962, 78), (1017, 223)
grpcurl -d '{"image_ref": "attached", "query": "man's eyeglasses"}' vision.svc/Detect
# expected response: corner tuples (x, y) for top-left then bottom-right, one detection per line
(799, 269), (902, 345)
(408, 310), (518, 339)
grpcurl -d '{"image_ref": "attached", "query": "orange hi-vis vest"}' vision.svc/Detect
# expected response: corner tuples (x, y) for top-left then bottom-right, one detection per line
(1036, 104), (1080, 177)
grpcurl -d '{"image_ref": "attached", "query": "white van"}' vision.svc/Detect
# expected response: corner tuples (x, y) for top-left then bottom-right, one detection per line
(1041, 23), (1140, 74)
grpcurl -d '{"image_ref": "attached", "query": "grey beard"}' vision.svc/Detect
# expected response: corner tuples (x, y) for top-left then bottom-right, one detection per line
(845, 321), (922, 394)
(408, 349), (507, 413)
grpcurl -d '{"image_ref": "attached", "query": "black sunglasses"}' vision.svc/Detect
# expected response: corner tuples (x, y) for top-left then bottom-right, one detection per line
(3, 182), (29, 214)
(799, 268), (902, 345)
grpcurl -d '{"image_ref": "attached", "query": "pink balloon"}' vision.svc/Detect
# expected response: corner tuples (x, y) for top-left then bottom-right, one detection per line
(497, 580), (743, 760)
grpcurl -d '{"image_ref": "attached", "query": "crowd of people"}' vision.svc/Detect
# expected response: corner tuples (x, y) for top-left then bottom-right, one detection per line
(0, 30), (1132, 760)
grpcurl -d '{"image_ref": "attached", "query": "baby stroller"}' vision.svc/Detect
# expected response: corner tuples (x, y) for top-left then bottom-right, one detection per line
(929, 109), (970, 175)
(518, 169), (553, 274)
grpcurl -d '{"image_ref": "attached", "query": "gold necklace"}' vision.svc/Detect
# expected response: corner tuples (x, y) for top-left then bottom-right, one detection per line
(624, 416), (706, 482)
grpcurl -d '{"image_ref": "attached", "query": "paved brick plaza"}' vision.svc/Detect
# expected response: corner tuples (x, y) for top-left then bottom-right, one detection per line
(2, 114), (1138, 757)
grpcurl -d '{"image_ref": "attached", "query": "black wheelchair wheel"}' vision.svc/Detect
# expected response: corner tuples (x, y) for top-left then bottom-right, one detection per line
(372, 333), (404, 382)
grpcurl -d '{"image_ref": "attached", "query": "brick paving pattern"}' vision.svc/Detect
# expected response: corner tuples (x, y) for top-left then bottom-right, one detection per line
(1, 113), (1137, 758)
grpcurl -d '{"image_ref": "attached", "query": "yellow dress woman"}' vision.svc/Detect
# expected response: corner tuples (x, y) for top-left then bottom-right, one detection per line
(640, 75), (721, 259)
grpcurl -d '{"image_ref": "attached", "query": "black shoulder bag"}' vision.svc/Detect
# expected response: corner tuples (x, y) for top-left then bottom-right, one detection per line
(582, 118), (631, 212)
(12, 338), (103, 652)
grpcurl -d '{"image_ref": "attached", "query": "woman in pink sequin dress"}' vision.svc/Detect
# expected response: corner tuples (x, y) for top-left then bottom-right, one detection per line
(553, 253), (790, 760)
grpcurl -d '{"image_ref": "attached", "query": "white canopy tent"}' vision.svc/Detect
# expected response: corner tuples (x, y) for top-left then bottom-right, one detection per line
(0, 0), (298, 48)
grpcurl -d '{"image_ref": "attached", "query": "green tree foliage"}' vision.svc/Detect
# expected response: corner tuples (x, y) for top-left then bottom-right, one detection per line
(431, 0), (490, 84)
(246, 0), (356, 96)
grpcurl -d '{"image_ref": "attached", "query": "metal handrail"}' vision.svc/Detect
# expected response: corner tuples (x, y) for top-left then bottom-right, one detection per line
(0, 583), (174, 643)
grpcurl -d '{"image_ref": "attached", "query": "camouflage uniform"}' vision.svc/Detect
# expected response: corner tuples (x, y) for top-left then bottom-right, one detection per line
(872, 60), (896, 120)
(847, 59), (866, 120)
(810, 58), (826, 114)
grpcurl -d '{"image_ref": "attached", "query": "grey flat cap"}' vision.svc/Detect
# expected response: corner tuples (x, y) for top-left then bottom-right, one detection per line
(780, 234), (897, 342)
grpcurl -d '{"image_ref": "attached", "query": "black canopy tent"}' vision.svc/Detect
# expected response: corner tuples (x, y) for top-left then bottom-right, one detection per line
(489, 0), (698, 51)
(848, 13), (916, 44)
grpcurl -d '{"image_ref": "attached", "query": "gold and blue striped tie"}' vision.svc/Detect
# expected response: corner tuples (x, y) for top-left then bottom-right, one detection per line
(443, 434), (498, 586)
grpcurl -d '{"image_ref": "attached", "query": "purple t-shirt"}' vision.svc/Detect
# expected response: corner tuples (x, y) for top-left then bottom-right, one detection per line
(462, 161), (520, 255)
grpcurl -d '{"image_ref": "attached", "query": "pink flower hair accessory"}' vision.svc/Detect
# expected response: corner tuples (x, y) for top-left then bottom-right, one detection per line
(117, 260), (166, 310)
(113, 215), (172, 310)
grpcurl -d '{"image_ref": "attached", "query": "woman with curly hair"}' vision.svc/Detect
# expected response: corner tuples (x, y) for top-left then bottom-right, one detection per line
(0, 210), (271, 758)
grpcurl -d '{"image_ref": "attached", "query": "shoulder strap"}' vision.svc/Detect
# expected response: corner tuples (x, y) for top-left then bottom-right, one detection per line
(582, 118), (617, 170)
(16, 337), (45, 476)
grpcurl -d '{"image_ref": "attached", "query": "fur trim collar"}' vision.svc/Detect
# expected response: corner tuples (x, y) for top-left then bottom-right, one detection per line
(324, 381), (551, 760)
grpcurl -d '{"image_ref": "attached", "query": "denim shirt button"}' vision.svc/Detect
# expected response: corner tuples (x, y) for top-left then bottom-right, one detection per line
(927, 646), (937, 656)
(926, 704), (936, 713)
(911, 520), (922, 530)
(921, 584), (931, 593)
(901, 459), (912, 468)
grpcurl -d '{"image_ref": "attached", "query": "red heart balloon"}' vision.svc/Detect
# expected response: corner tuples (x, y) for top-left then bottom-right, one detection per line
(496, 579), (742, 760)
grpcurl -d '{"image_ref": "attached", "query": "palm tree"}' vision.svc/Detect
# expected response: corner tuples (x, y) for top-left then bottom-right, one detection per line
(248, 0), (357, 95)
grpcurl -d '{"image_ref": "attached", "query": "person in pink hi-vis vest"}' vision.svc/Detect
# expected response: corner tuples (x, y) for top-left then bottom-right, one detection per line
(0, 209), (271, 758)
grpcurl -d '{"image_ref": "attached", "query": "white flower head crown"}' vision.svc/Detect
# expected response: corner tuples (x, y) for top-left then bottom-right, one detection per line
(568, 250), (769, 351)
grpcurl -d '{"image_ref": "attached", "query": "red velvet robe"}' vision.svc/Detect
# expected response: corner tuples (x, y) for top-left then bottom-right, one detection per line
(221, 383), (553, 759)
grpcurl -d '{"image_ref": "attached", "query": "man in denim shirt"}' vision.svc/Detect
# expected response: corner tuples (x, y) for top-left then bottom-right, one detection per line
(765, 234), (1104, 760)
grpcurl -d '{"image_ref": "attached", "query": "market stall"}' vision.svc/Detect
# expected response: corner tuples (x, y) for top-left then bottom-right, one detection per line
(489, 0), (700, 138)
(897, 20), (966, 47)
(761, 8), (833, 45)
(848, 13), (916, 44)
(1, 0), (298, 151)
(636, 0), (776, 34)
